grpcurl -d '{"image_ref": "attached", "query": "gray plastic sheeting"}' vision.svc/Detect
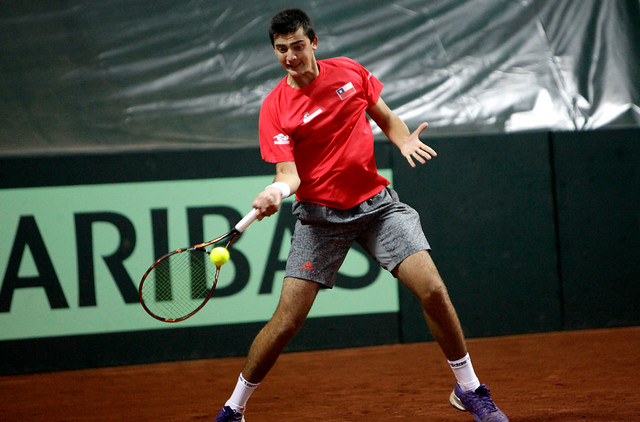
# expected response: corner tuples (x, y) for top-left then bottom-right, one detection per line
(1, 0), (638, 154)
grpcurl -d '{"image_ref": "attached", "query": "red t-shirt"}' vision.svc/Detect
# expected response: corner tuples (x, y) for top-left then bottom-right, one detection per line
(259, 56), (389, 209)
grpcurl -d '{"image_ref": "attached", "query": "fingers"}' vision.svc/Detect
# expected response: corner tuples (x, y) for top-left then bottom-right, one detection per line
(404, 122), (436, 167)
(408, 151), (425, 167)
(418, 143), (437, 159)
(252, 190), (281, 220)
(413, 121), (429, 137)
(405, 142), (436, 166)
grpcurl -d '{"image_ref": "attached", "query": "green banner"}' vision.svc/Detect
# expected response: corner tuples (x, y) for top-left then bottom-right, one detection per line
(0, 173), (398, 340)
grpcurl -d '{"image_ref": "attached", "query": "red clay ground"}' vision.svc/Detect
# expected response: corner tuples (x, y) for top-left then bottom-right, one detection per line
(1, 326), (638, 421)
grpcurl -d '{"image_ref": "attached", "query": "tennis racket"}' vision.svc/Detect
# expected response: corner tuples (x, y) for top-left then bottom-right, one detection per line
(139, 209), (257, 322)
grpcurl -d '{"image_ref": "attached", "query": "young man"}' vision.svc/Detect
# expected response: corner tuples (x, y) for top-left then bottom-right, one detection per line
(215, 9), (509, 422)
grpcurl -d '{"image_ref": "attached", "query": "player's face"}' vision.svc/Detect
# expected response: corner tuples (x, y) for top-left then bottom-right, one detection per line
(273, 27), (318, 87)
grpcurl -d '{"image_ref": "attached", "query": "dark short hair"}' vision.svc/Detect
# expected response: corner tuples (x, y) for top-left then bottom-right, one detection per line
(269, 8), (316, 46)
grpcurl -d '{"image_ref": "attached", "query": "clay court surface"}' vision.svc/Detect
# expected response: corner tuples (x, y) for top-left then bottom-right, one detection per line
(1, 326), (638, 421)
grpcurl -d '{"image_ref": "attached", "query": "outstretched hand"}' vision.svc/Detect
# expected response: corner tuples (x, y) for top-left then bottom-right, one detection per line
(400, 122), (437, 167)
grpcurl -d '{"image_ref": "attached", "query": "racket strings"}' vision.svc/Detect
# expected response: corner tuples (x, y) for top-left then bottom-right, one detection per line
(141, 249), (217, 320)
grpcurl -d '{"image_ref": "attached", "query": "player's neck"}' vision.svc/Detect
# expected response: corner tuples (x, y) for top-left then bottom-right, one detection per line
(286, 63), (320, 89)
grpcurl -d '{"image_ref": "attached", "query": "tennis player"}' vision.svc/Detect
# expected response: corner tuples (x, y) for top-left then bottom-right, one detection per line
(215, 8), (509, 422)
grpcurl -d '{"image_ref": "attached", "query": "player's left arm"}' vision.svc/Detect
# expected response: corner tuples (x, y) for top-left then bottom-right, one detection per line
(367, 97), (436, 167)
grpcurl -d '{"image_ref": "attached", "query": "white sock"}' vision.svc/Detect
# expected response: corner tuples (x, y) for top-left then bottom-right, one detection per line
(224, 373), (259, 414)
(448, 353), (481, 392)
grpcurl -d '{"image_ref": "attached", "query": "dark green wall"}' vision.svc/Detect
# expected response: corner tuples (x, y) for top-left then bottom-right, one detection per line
(394, 128), (640, 342)
(394, 131), (562, 341)
(553, 129), (640, 329)
(1, 128), (638, 374)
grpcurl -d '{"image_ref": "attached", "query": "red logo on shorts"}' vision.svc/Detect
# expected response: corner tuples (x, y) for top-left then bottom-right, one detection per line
(300, 261), (314, 271)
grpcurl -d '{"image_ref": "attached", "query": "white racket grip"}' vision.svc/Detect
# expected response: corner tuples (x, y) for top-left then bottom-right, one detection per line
(235, 208), (258, 233)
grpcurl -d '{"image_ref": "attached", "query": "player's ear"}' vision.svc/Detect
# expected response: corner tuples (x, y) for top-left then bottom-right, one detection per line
(312, 35), (318, 50)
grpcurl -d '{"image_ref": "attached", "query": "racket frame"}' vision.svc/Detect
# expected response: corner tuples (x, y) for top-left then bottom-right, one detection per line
(138, 209), (257, 322)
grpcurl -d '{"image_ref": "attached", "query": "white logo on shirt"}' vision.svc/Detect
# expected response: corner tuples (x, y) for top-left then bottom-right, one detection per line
(303, 108), (323, 124)
(273, 133), (290, 145)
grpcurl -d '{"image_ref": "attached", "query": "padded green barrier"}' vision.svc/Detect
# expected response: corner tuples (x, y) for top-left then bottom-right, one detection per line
(2, 129), (640, 374)
(552, 128), (640, 329)
(393, 131), (562, 341)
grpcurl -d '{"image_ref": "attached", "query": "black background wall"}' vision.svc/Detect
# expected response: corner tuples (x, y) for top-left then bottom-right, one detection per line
(396, 128), (640, 341)
(1, 127), (638, 374)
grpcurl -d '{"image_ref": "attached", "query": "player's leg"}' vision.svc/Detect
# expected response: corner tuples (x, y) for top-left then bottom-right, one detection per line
(359, 189), (509, 421)
(394, 252), (509, 421)
(241, 276), (321, 383)
(394, 251), (509, 421)
(215, 276), (320, 421)
(354, 189), (467, 360)
(392, 250), (467, 361)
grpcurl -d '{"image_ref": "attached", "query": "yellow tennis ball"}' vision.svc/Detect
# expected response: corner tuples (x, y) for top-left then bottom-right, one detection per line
(209, 247), (230, 266)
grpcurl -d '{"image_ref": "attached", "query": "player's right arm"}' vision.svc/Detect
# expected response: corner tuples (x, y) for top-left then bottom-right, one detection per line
(253, 161), (300, 220)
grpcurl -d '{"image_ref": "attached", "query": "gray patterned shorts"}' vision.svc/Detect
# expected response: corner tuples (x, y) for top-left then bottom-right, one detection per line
(285, 187), (431, 288)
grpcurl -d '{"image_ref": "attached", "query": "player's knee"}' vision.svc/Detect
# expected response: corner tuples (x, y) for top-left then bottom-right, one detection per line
(417, 282), (450, 310)
(270, 312), (306, 340)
